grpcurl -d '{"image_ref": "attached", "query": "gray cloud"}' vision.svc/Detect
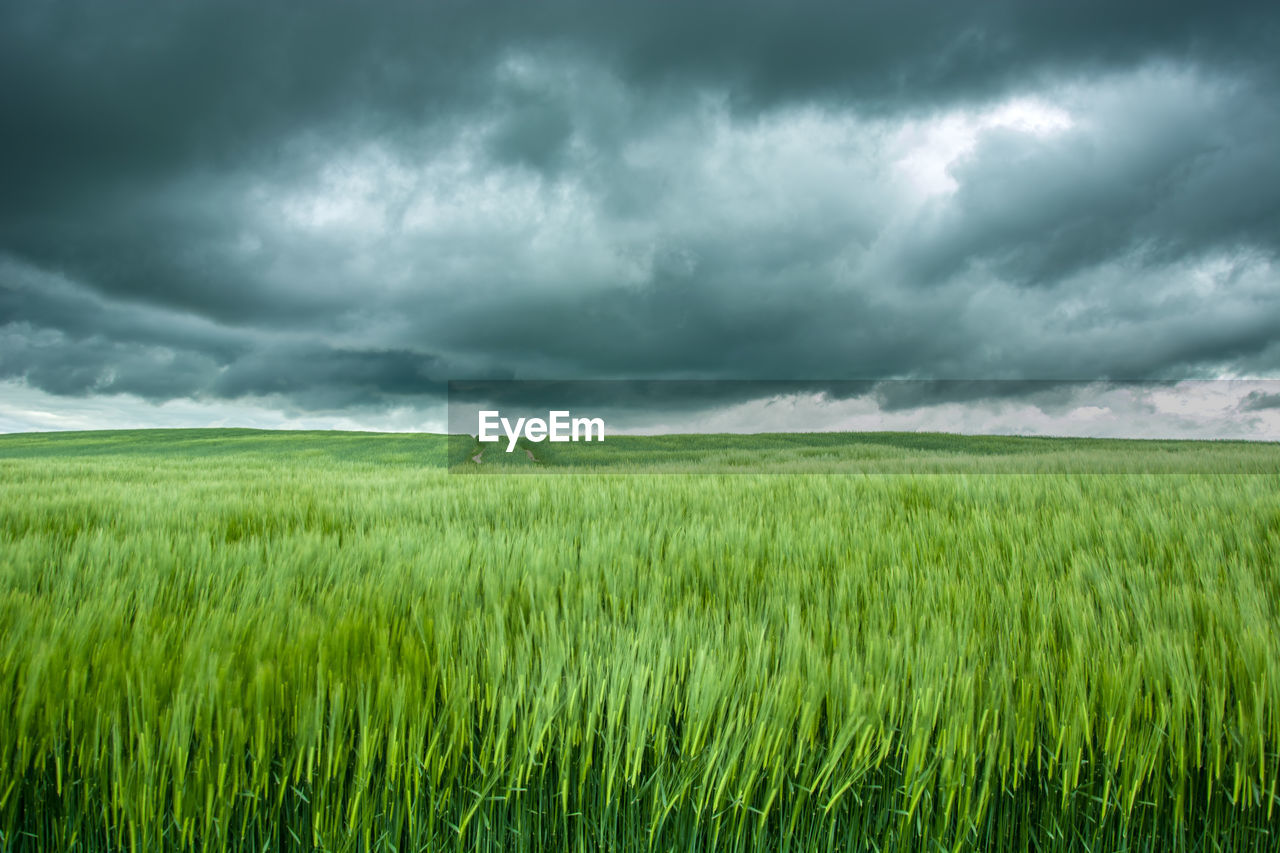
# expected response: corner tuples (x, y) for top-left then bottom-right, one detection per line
(907, 71), (1280, 287)
(1241, 391), (1280, 411)
(1, 0), (1278, 429)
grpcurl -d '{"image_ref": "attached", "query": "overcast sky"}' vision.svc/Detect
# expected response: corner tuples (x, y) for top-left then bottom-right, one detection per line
(2, 1), (1279, 437)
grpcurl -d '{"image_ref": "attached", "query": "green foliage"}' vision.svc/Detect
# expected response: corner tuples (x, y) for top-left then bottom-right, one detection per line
(1, 430), (1278, 851)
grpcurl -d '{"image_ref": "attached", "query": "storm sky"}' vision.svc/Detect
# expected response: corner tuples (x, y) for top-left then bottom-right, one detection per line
(2, 1), (1279, 436)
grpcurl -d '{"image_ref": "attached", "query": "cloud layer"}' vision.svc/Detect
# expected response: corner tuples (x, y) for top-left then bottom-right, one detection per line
(2, 1), (1278, 432)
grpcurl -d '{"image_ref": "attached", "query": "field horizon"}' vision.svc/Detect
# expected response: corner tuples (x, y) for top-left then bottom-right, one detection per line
(5, 425), (1280, 442)
(6, 427), (1279, 475)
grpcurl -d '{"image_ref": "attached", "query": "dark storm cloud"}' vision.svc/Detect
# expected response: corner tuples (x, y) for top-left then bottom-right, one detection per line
(447, 380), (883, 418)
(208, 345), (451, 407)
(1241, 391), (1280, 411)
(0, 313), (461, 407)
(446, 379), (1184, 430)
(906, 72), (1280, 287)
(2, 0), (1279, 423)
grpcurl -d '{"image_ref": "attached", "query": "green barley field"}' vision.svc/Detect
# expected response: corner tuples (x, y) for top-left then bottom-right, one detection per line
(1, 429), (1278, 851)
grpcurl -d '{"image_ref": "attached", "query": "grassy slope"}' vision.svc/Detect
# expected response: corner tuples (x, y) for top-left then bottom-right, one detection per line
(4, 427), (1275, 471)
(0, 428), (453, 464)
(1, 429), (1279, 851)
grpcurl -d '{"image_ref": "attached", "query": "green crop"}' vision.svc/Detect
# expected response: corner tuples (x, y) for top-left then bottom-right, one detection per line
(1, 429), (1277, 851)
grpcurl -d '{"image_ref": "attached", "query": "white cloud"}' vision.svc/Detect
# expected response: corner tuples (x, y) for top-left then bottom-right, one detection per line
(609, 382), (1280, 440)
(892, 95), (1075, 198)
